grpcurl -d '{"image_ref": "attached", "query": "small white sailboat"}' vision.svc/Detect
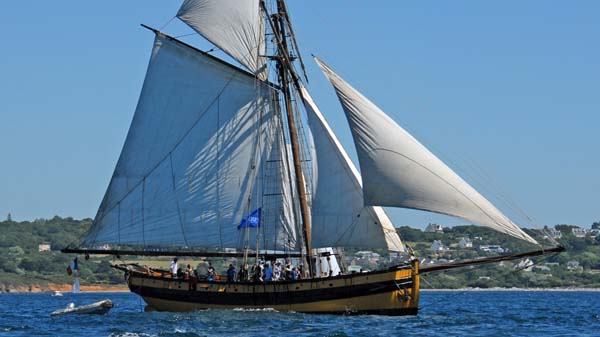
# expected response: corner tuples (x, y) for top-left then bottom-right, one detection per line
(72, 278), (80, 293)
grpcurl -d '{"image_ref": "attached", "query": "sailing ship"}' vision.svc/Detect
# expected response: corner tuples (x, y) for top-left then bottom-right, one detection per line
(64, 0), (563, 315)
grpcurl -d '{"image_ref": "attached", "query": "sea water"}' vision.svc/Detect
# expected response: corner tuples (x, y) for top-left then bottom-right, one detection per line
(1, 291), (598, 336)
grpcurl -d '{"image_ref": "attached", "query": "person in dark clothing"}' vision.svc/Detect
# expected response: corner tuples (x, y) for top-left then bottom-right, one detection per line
(207, 262), (216, 281)
(253, 264), (263, 283)
(226, 264), (236, 283)
(264, 263), (273, 282)
(237, 265), (248, 282)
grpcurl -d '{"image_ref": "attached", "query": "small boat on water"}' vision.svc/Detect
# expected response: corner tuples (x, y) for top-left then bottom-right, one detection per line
(52, 291), (63, 297)
(50, 300), (113, 316)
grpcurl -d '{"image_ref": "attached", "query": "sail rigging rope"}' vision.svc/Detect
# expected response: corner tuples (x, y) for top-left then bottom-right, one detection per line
(384, 108), (539, 231)
(173, 33), (199, 40)
(159, 16), (175, 31)
(369, 147), (536, 244)
(93, 72), (240, 229)
(170, 153), (189, 247)
(216, 96), (224, 253)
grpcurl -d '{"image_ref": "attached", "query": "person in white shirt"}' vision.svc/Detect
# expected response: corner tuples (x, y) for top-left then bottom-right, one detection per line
(170, 257), (178, 278)
(273, 262), (282, 281)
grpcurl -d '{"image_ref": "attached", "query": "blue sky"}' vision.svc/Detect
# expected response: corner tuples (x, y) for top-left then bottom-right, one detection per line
(0, 1), (598, 230)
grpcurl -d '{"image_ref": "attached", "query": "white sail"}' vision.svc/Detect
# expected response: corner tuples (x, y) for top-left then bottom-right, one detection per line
(315, 57), (538, 245)
(177, 0), (267, 79)
(301, 87), (406, 252)
(85, 34), (297, 250)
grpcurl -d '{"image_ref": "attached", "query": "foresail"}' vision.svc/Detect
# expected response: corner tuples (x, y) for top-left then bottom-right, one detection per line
(177, 0), (267, 79)
(84, 33), (296, 251)
(315, 57), (538, 245)
(301, 87), (406, 252)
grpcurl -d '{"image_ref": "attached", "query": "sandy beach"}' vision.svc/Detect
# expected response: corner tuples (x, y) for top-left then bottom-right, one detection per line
(0, 283), (129, 294)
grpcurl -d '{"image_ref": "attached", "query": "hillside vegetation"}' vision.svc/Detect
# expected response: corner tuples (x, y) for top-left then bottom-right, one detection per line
(0, 216), (598, 291)
(397, 224), (600, 288)
(0, 216), (123, 290)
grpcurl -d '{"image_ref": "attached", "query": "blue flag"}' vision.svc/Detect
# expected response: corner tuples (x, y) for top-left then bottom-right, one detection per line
(238, 208), (261, 230)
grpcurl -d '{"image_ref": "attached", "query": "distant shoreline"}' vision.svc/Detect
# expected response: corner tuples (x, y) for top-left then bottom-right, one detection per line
(3, 284), (600, 294)
(0, 283), (129, 294)
(422, 287), (600, 292)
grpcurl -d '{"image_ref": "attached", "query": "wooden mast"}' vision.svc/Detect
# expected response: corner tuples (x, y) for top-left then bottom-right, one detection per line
(271, 0), (314, 277)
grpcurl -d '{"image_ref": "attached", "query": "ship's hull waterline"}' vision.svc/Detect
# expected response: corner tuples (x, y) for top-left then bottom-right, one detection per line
(117, 261), (420, 315)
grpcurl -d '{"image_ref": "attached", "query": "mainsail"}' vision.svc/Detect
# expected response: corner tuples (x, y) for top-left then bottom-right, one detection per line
(85, 33), (297, 251)
(314, 57), (538, 245)
(301, 87), (405, 252)
(177, 0), (267, 79)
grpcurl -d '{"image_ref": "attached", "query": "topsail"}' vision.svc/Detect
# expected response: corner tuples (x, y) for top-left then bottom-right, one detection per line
(315, 57), (538, 245)
(177, 0), (267, 79)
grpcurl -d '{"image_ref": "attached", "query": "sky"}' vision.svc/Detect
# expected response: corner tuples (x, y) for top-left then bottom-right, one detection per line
(0, 1), (598, 230)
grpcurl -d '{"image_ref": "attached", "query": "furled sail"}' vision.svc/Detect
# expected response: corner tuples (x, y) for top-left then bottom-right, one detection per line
(84, 33), (297, 251)
(177, 0), (267, 79)
(315, 57), (538, 245)
(301, 87), (406, 252)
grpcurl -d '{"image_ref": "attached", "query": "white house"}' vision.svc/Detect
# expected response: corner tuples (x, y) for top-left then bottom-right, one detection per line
(355, 251), (381, 264)
(515, 258), (534, 271)
(566, 260), (581, 270)
(38, 243), (51, 252)
(458, 237), (473, 249)
(430, 240), (448, 252)
(545, 227), (562, 239)
(479, 245), (505, 253)
(571, 227), (588, 238)
(425, 223), (444, 233)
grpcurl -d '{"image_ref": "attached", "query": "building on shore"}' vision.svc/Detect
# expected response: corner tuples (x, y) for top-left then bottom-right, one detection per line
(430, 240), (448, 252)
(458, 237), (473, 249)
(543, 226), (562, 240)
(571, 227), (588, 238)
(566, 260), (582, 271)
(478, 245), (505, 253)
(588, 229), (600, 237)
(355, 251), (381, 264)
(38, 243), (51, 252)
(425, 223), (444, 233)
